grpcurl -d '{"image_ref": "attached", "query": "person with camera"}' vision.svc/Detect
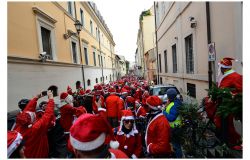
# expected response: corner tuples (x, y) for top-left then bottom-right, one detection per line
(14, 90), (55, 158)
(92, 90), (105, 114)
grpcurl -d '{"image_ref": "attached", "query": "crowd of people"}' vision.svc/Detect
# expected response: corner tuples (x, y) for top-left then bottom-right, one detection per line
(7, 57), (242, 158)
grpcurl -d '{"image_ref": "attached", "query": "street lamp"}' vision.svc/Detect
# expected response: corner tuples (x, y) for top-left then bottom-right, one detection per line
(74, 20), (86, 90)
(75, 20), (82, 34)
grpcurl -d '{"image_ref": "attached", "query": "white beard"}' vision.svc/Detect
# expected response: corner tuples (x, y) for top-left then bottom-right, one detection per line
(216, 65), (223, 87)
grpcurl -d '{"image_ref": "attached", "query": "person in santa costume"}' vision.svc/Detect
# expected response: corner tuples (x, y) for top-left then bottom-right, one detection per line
(7, 131), (25, 158)
(67, 86), (73, 95)
(69, 114), (128, 158)
(59, 92), (86, 139)
(216, 57), (242, 147)
(105, 88), (122, 127)
(145, 96), (172, 158)
(113, 110), (142, 158)
(92, 90), (105, 114)
(14, 90), (55, 158)
(135, 100), (147, 118)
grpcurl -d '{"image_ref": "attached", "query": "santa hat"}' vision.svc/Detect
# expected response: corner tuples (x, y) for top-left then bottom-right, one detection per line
(85, 89), (91, 95)
(146, 96), (162, 110)
(60, 92), (73, 105)
(7, 131), (23, 158)
(218, 57), (236, 68)
(121, 88), (128, 95)
(108, 88), (116, 94)
(126, 96), (135, 104)
(67, 86), (72, 91)
(16, 111), (36, 128)
(70, 114), (119, 151)
(96, 85), (103, 91)
(118, 110), (138, 138)
(79, 89), (85, 95)
(95, 90), (102, 95)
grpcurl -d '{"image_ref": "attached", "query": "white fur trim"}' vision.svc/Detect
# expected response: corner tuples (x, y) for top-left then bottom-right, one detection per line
(70, 132), (106, 151)
(110, 140), (119, 149)
(147, 143), (152, 153)
(26, 111), (36, 123)
(98, 108), (106, 112)
(218, 63), (232, 68)
(8, 132), (23, 158)
(131, 154), (137, 159)
(146, 102), (159, 111)
(124, 145), (128, 149)
(123, 116), (134, 120)
(110, 152), (116, 158)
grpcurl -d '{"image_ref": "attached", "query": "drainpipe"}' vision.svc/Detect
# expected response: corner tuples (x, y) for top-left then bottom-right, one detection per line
(74, 2), (86, 89)
(206, 2), (213, 89)
(154, 2), (160, 84)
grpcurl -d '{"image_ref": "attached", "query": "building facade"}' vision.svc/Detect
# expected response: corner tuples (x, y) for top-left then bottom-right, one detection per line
(155, 2), (242, 101)
(136, 6), (156, 80)
(8, 2), (116, 111)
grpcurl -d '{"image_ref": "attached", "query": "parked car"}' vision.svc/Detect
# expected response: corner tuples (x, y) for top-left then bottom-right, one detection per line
(149, 84), (183, 103)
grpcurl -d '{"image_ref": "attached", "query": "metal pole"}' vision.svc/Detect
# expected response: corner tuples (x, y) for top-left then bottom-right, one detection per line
(206, 2), (213, 89)
(154, 2), (160, 84)
(74, 2), (86, 89)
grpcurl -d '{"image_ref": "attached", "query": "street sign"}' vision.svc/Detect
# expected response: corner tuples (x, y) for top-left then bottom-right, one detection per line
(208, 42), (216, 61)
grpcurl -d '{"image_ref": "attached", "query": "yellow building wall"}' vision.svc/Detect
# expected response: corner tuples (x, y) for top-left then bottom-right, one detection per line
(8, 2), (115, 68)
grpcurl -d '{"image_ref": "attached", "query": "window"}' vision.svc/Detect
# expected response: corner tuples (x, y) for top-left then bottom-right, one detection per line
(71, 41), (78, 63)
(84, 47), (88, 65)
(101, 56), (103, 67)
(185, 34), (194, 73)
(110, 74), (112, 81)
(104, 57), (105, 67)
(93, 51), (96, 66)
(98, 55), (100, 66)
(96, 27), (98, 39)
(96, 78), (98, 83)
(100, 77), (102, 82)
(172, 44), (177, 73)
(35, 11), (56, 61)
(87, 79), (91, 86)
(159, 54), (162, 73)
(90, 20), (93, 34)
(160, 77), (163, 84)
(106, 76), (107, 80)
(164, 50), (168, 73)
(68, 2), (74, 17)
(187, 83), (196, 98)
(80, 9), (84, 27)
(41, 27), (52, 60)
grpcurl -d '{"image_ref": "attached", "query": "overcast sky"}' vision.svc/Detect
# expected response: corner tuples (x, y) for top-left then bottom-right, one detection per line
(94, 0), (154, 63)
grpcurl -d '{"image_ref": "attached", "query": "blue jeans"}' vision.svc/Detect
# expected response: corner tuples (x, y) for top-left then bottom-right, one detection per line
(171, 127), (183, 158)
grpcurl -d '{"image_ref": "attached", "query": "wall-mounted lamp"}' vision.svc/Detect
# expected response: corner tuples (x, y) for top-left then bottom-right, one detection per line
(63, 30), (77, 39)
(63, 20), (83, 39)
(188, 16), (197, 28)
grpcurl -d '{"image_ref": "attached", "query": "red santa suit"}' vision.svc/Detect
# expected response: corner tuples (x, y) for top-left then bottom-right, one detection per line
(15, 97), (55, 158)
(216, 57), (242, 146)
(114, 110), (142, 158)
(135, 102), (147, 118)
(145, 96), (172, 156)
(59, 93), (86, 133)
(105, 89), (121, 118)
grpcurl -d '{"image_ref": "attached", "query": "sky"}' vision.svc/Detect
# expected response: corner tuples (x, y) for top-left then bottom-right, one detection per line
(94, 0), (154, 63)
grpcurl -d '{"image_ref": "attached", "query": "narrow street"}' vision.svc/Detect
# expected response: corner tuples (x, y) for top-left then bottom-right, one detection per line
(7, 1), (242, 159)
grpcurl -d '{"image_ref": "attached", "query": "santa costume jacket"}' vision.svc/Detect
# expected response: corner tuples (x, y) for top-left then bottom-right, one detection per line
(114, 126), (142, 158)
(15, 98), (55, 158)
(105, 94), (122, 118)
(145, 112), (172, 155)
